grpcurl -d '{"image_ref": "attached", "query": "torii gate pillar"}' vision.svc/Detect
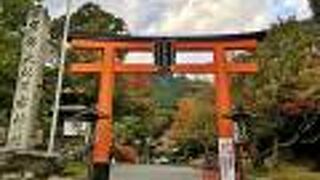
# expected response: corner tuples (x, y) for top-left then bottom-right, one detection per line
(215, 46), (237, 180)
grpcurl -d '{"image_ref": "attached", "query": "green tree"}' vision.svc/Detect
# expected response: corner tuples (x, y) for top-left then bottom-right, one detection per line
(46, 2), (128, 108)
(309, 0), (320, 21)
(37, 2), (129, 149)
(0, 0), (39, 125)
(233, 19), (319, 164)
(51, 2), (127, 40)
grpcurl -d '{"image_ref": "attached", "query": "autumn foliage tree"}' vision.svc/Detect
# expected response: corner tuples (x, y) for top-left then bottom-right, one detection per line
(170, 96), (216, 157)
(233, 19), (320, 164)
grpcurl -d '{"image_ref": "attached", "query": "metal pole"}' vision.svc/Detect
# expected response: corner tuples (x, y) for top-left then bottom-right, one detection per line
(48, 0), (72, 154)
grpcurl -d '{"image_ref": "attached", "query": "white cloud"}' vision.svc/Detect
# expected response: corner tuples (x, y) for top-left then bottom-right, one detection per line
(44, 0), (312, 35)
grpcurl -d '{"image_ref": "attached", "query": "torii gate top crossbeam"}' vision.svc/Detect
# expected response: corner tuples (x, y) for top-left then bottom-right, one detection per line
(69, 31), (264, 51)
(69, 32), (264, 75)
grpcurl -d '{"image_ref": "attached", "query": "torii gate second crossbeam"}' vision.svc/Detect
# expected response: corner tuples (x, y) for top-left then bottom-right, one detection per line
(69, 32), (262, 180)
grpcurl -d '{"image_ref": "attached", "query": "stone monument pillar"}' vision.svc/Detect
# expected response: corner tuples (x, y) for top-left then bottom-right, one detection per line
(6, 6), (49, 150)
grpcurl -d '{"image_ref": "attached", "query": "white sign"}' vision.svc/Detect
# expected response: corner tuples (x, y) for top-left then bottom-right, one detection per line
(63, 121), (89, 137)
(218, 137), (236, 180)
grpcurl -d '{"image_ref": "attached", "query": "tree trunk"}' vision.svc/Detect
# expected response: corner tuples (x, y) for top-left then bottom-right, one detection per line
(272, 137), (279, 167)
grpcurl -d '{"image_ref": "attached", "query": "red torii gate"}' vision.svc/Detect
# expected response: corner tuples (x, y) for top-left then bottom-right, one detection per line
(69, 33), (262, 180)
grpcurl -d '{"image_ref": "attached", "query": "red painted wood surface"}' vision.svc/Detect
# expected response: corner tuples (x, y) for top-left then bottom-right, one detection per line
(69, 39), (257, 168)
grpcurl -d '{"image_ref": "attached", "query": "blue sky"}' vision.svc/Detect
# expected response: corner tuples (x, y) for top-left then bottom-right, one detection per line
(44, 0), (312, 35)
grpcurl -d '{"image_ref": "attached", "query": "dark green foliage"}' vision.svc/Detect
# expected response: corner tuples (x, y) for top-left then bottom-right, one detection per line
(1, 0), (36, 31)
(50, 2), (127, 40)
(309, 0), (320, 21)
(0, 0), (39, 126)
(48, 2), (128, 106)
(151, 76), (187, 107)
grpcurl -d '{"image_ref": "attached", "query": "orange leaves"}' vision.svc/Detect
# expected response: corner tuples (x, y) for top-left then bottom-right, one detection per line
(170, 98), (196, 140)
(169, 97), (216, 145)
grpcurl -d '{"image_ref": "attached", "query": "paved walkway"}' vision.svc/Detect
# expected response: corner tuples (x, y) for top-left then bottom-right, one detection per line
(111, 164), (200, 180)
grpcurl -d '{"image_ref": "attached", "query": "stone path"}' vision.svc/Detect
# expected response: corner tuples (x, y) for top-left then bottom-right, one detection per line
(111, 164), (200, 180)
(1, 164), (203, 180)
